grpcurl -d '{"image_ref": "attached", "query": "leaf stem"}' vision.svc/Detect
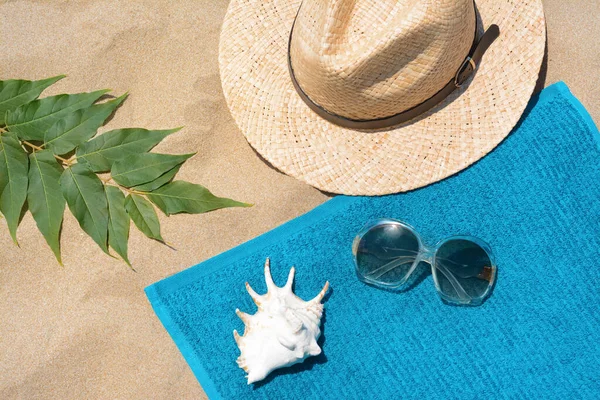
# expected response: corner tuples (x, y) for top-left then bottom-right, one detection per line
(22, 140), (44, 152)
(104, 181), (147, 196)
(22, 140), (73, 166)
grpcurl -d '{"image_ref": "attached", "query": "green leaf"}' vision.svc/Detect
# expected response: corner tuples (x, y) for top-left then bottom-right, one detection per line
(59, 162), (109, 254)
(0, 132), (29, 244)
(106, 186), (131, 267)
(76, 128), (180, 173)
(124, 194), (163, 241)
(111, 153), (194, 188)
(0, 75), (65, 124)
(132, 164), (181, 192)
(27, 150), (66, 264)
(147, 181), (251, 216)
(6, 89), (110, 141)
(44, 94), (128, 155)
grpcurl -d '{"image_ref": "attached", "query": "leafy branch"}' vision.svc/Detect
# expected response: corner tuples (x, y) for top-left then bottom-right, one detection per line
(0, 76), (251, 268)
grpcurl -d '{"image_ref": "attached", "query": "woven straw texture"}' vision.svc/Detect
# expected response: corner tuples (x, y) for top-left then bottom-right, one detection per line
(289, 0), (475, 120)
(147, 83), (600, 399)
(219, 0), (546, 195)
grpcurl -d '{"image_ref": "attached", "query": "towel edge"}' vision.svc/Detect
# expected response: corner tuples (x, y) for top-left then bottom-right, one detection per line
(145, 284), (224, 400)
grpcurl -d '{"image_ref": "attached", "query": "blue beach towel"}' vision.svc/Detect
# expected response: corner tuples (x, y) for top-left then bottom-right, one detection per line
(146, 82), (600, 399)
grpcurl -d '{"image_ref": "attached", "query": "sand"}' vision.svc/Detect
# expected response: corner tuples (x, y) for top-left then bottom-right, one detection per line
(0, 1), (598, 398)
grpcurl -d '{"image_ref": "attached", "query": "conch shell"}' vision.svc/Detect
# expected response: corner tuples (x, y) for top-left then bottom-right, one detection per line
(233, 258), (330, 384)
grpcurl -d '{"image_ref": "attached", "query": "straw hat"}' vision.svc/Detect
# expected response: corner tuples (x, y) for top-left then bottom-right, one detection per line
(219, 0), (545, 195)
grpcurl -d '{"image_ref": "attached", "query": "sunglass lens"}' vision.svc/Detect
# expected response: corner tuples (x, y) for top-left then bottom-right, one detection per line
(433, 239), (496, 305)
(353, 220), (420, 286)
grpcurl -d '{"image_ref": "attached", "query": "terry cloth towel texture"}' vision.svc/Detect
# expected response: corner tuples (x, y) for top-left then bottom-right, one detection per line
(146, 82), (600, 400)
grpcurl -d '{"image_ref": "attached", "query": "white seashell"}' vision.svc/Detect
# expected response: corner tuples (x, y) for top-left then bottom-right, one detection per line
(233, 258), (330, 384)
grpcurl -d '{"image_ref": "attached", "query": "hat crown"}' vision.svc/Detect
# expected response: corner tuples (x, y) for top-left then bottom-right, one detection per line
(289, 0), (476, 121)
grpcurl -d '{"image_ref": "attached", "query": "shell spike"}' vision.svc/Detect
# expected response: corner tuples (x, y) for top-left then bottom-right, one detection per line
(311, 281), (330, 303)
(308, 342), (322, 356)
(236, 309), (252, 325)
(284, 267), (295, 291)
(233, 330), (242, 345)
(264, 258), (276, 291)
(245, 282), (263, 307)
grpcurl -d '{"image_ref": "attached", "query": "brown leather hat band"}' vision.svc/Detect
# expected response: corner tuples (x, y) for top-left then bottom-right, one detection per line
(287, 7), (500, 130)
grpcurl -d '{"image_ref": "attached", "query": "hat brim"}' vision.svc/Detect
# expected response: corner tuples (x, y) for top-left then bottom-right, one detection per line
(219, 0), (546, 195)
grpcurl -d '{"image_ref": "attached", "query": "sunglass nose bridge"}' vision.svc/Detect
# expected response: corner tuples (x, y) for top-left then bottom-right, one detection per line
(418, 244), (437, 265)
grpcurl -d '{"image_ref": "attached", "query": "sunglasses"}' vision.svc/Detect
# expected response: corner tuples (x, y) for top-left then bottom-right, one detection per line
(352, 219), (497, 306)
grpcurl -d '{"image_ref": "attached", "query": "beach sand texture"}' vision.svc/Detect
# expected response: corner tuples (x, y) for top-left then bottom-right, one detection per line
(1, 1), (598, 398)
